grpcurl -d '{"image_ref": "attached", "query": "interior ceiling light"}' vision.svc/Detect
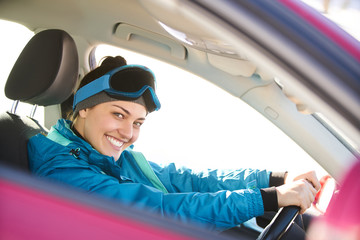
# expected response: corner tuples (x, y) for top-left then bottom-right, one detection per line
(159, 21), (241, 58)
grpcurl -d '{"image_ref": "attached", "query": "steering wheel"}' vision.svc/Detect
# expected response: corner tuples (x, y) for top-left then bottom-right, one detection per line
(256, 206), (300, 240)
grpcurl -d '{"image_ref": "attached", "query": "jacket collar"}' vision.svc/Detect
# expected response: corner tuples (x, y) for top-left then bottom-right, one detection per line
(48, 119), (105, 158)
(48, 119), (124, 177)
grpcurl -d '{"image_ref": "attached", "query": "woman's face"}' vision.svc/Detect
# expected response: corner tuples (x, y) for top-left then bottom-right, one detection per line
(76, 100), (147, 160)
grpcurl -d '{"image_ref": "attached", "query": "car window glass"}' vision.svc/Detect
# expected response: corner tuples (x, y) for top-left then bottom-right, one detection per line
(95, 44), (328, 177)
(0, 20), (43, 122)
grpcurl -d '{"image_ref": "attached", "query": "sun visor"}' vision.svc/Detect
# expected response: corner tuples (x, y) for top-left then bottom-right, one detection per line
(207, 53), (256, 77)
(114, 23), (186, 60)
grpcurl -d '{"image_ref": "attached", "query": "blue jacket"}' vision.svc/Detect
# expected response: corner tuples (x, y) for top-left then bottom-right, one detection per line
(28, 119), (271, 231)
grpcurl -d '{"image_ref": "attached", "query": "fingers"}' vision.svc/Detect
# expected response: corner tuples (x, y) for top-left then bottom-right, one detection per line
(286, 171), (321, 191)
(300, 180), (316, 214)
(307, 172), (321, 191)
(276, 179), (318, 214)
(305, 171), (321, 191)
(297, 180), (315, 214)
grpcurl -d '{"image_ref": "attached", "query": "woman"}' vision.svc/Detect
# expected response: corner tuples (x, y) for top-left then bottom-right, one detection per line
(28, 56), (320, 233)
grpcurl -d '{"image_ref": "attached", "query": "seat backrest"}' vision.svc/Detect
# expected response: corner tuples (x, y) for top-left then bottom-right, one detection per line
(0, 29), (79, 170)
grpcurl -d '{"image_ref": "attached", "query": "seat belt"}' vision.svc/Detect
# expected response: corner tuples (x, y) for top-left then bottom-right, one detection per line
(130, 151), (169, 194)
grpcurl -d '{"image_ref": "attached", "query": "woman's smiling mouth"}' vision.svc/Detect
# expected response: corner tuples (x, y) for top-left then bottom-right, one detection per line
(106, 135), (124, 149)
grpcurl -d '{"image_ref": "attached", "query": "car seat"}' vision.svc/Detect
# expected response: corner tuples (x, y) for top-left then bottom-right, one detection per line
(0, 29), (79, 171)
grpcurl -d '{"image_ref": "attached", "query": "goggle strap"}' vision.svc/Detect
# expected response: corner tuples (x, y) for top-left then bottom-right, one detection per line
(73, 75), (110, 109)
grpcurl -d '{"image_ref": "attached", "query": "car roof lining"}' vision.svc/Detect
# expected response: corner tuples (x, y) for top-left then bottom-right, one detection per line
(0, 0), (272, 97)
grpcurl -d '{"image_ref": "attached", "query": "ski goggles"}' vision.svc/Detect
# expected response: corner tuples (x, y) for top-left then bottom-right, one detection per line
(73, 64), (161, 112)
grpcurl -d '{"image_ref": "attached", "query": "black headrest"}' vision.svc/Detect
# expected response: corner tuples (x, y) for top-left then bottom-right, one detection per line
(5, 29), (79, 106)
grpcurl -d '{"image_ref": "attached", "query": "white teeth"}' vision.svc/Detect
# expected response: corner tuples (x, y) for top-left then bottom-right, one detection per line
(106, 136), (123, 148)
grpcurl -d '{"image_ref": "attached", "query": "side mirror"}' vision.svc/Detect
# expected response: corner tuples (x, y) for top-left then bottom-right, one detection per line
(313, 175), (338, 214)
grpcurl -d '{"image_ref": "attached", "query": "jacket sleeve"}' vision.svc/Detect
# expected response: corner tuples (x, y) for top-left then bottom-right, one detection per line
(34, 159), (264, 231)
(149, 161), (271, 193)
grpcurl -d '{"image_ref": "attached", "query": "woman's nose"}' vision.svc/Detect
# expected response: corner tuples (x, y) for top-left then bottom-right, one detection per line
(117, 121), (133, 141)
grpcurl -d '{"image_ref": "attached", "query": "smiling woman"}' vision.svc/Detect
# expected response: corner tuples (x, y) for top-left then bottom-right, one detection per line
(73, 101), (147, 160)
(26, 52), (322, 235)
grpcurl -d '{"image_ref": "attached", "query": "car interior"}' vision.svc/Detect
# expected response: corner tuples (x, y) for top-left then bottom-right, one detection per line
(0, 0), (359, 239)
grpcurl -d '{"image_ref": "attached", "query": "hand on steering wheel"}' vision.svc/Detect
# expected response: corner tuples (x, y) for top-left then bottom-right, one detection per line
(257, 170), (320, 239)
(276, 179), (318, 214)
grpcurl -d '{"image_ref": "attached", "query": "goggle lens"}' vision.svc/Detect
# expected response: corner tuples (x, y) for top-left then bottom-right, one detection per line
(109, 67), (155, 92)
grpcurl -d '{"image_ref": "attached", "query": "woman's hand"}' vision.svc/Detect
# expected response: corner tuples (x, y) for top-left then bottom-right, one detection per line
(277, 171), (321, 214)
(285, 171), (321, 191)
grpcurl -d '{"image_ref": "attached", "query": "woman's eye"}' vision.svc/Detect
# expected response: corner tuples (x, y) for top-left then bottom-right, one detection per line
(134, 122), (143, 127)
(113, 112), (124, 119)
